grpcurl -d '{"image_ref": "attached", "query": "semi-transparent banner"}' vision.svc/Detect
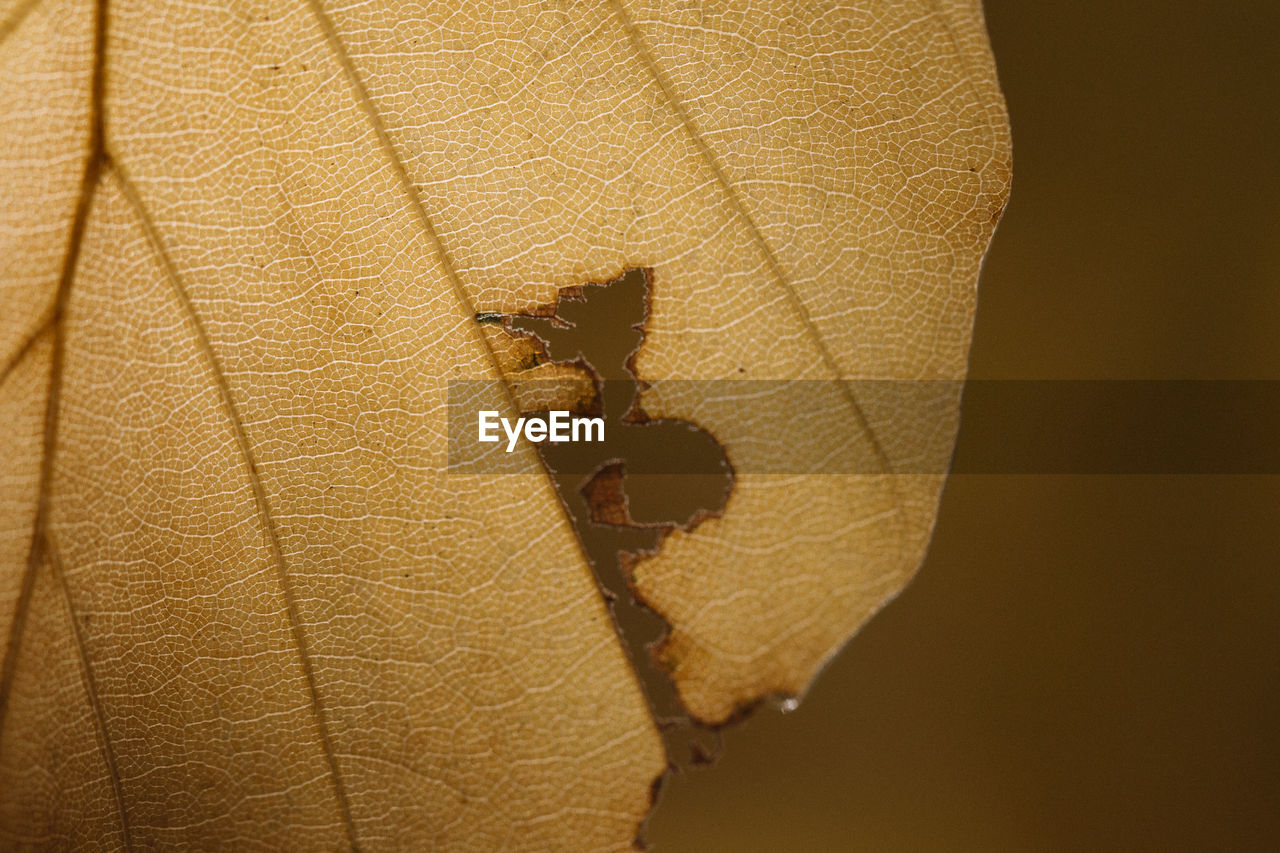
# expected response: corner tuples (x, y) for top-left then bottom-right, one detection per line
(445, 380), (1280, 475)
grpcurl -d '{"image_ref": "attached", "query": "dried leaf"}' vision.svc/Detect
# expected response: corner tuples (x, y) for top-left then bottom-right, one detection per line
(0, 0), (1009, 847)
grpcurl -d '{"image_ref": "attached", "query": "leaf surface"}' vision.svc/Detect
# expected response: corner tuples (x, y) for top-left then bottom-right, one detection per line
(0, 0), (1009, 847)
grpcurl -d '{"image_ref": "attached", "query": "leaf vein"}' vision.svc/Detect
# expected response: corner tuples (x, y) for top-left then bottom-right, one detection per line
(45, 535), (134, 850)
(300, 0), (540, 431)
(108, 158), (361, 853)
(0, 0), (104, 757)
(0, 313), (53, 391)
(606, 0), (894, 475)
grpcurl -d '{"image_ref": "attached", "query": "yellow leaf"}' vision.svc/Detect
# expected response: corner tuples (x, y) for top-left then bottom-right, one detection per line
(0, 0), (1009, 847)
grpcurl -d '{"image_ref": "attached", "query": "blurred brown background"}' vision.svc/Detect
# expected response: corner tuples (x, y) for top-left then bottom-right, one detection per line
(648, 1), (1280, 849)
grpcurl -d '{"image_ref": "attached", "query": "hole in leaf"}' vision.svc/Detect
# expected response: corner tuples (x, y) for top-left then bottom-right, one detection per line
(481, 268), (734, 769)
